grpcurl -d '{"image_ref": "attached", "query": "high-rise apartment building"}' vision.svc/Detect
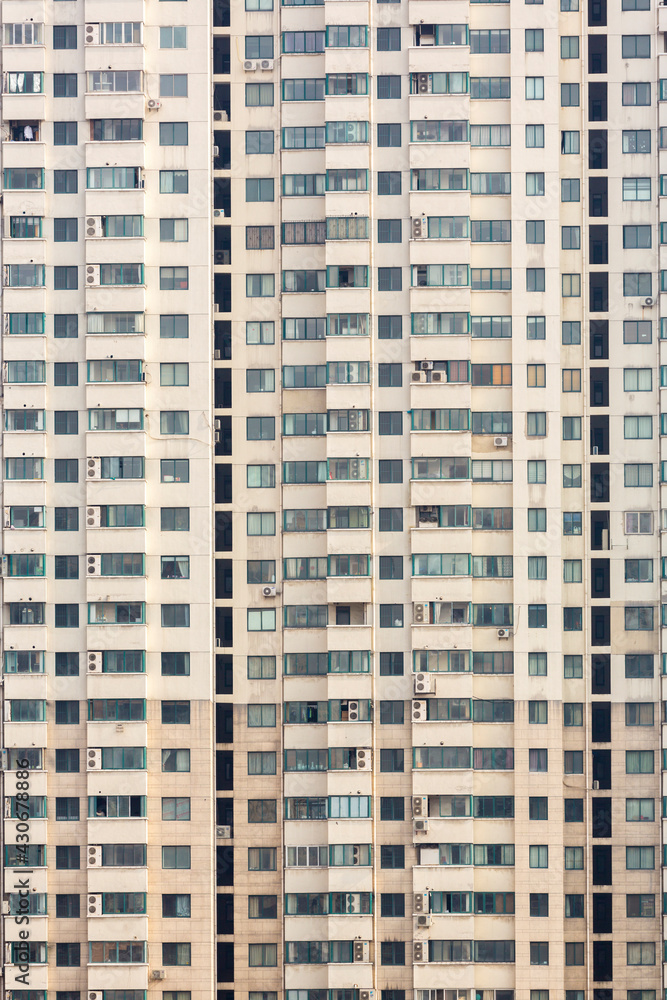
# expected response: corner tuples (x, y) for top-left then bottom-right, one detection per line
(0, 0), (215, 995)
(2, 0), (665, 996)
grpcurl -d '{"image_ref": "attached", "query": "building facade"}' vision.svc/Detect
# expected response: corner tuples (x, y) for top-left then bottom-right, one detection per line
(0, 0), (215, 995)
(1, 0), (665, 997)
(215, 0), (664, 996)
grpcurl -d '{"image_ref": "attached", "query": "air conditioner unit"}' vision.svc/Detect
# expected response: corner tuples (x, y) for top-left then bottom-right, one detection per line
(216, 825), (231, 838)
(356, 747), (372, 770)
(414, 891), (429, 913)
(412, 700), (428, 722)
(360, 991), (375, 1000)
(214, 111), (228, 122)
(4, 798), (11, 819)
(87, 748), (102, 770)
(0, 555), (8, 577)
(418, 506), (438, 523)
(413, 602), (430, 624)
(3, 702), (11, 723)
(494, 436), (508, 447)
(87, 894), (102, 916)
(214, 209), (225, 218)
(86, 506), (101, 528)
(411, 371), (427, 383)
(497, 628), (512, 639)
(413, 941), (426, 963)
(87, 845), (102, 867)
(215, 251), (231, 265)
(1, 898), (9, 914)
(89, 992), (100, 1000)
(1, 750), (8, 771)
(353, 941), (370, 963)
(243, 59), (257, 71)
(151, 971), (167, 982)
(348, 700), (359, 721)
(260, 59), (274, 70)
(592, 446), (599, 455)
(421, 360), (434, 371)
(87, 554), (101, 576)
(644, 296), (655, 307)
(593, 780), (600, 790)
(3, 507), (10, 528)
(415, 913), (432, 927)
(87, 651), (103, 673)
(87, 457), (101, 480)
(412, 217), (427, 239)
(147, 98), (161, 110)
(414, 672), (433, 695)
(431, 371), (446, 382)
(214, 432), (220, 444)
(85, 265), (100, 286)
(213, 145), (219, 158)
(412, 795), (428, 817)
(418, 73), (429, 93)
(214, 418), (222, 431)
(414, 818), (429, 833)
(85, 217), (102, 238)
(2, 315), (9, 335)
(85, 23), (99, 43)
(262, 585), (277, 598)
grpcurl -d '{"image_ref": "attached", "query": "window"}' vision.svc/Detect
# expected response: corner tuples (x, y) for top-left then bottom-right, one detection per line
(529, 845), (548, 868)
(377, 75), (400, 99)
(377, 27), (400, 50)
(623, 82), (651, 105)
(627, 943), (655, 965)
(626, 750), (654, 772)
(526, 76), (544, 100)
(623, 178), (651, 201)
(162, 750), (190, 772)
(162, 846), (191, 868)
(526, 173), (545, 196)
(528, 605), (547, 628)
(561, 178), (580, 201)
(525, 27), (544, 50)
(160, 122), (188, 145)
(624, 225), (651, 249)
(527, 221), (545, 245)
(246, 130), (273, 155)
(624, 273), (652, 296)
(378, 220), (402, 243)
(626, 798), (654, 821)
(529, 652), (547, 676)
(624, 368), (652, 392)
(561, 130), (580, 154)
(623, 130), (651, 153)
(527, 268), (545, 292)
(161, 605), (190, 628)
(160, 459), (189, 482)
(54, 25), (77, 47)
(562, 369), (581, 391)
(246, 274), (275, 297)
(561, 83), (579, 105)
(625, 465), (653, 487)
(161, 508), (189, 531)
(160, 170), (188, 194)
(528, 508), (546, 531)
(529, 797), (548, 820)
(627, 846), (654, 869)
(160, 74), (187, 97)
(623, 34), (650, 57)
(246, 178), (274, 202)
(160, 219), (188, 242)
(161, 315), (189, 338)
